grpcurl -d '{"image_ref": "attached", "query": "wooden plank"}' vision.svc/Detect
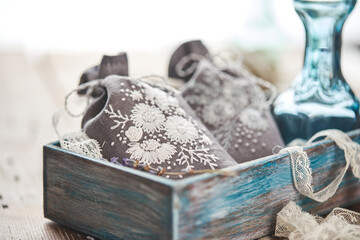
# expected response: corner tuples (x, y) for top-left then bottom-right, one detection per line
(44, 144), (174, 240)
(174, 129), (360, 240)
(44, 130), (360, 240)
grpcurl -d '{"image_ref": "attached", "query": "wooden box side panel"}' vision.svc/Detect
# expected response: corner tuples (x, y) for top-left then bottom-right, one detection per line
(43, 145), (173, 240)
(175, 131), (360, 240)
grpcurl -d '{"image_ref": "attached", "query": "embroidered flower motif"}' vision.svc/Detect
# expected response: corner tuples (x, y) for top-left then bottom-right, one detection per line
(202, 99), (235, 127)
(165, 116), (198, 144)
(144, 86), (161, 102)
(191, 82), (218, 99)
(126, 139), (176, 164)
(125, 126), (143, 142)
(200, 134), (213, 145)
(222, 80), (249, 107)
(239, 108), (269, 131)
(167, 96), (179, 108)
(175, 107), (186, 116)
(131, 103), (165, 133)
(130, 90), (143, 101)
(156, 99), (170, 111)
(202, 68), (221, 89)
(144, 86), (179, 110)
(101, 79), (222, 175)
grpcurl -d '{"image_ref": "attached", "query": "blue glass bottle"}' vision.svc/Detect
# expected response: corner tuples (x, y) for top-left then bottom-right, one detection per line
(273, 0), (359, 144)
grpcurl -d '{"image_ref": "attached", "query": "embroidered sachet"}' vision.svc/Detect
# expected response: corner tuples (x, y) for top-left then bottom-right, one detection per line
(169, 41), (284, 163)
(81, 75), (237, 179)
(168, 40), (210, 81)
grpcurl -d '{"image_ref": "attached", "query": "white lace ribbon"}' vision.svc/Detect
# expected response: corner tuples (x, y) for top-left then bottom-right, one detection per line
(275, 201), (360, 239)
(52, 110), (103, 159)
(60, 131), (103, 159)
(280, 129), (360, 202)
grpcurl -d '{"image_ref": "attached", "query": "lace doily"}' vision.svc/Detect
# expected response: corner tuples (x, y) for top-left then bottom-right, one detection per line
(52, 109), (103, 159)
(60, 132), (103, 159)
(276, 201), (360, 239)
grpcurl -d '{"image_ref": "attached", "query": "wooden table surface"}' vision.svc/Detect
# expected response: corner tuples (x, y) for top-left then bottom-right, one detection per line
(0, 45), (359, 239)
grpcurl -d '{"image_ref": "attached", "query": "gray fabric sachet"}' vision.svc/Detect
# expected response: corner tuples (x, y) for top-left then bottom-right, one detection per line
(169, 41), (284, 163)
(78, 53), (129, 95)
(81, 75), (237, 179)
(168, 40), (210, 81)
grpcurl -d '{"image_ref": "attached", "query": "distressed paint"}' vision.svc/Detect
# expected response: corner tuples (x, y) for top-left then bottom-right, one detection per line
(44, 129), (360, 240)
(175, 130), (360, 239)
(43, 145), (174, 240)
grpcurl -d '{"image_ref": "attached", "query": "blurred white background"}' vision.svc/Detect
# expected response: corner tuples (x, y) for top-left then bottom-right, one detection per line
(1, 0), (360, 152)
(0, 0), (359, 141)
(0, 0), (359, 53)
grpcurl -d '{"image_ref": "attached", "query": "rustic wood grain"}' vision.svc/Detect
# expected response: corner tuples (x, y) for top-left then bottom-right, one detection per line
(44, 144), (174, 240)
(174, 130), (360, 240)
(44, 130), (360, 240)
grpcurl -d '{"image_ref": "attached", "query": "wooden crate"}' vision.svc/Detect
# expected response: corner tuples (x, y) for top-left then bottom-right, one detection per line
(43, 129), (360, 240)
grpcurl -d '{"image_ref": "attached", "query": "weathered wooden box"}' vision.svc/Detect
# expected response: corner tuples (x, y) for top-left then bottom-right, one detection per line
(43, 129), (360, 240)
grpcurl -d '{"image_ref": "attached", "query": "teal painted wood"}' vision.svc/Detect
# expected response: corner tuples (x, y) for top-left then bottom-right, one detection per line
(43, 129), (360, 240)
(174, 130), (360, 239)
(43, 144), (174, 240)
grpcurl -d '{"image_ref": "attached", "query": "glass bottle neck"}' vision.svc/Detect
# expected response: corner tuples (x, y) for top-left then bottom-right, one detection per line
(304, 16), (342, 82)
(293, 0), (356, 104)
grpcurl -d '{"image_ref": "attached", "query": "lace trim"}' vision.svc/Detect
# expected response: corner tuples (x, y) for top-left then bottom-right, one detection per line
(52, 108), (103, 159)
(276, 201), (360, 239)
(279, 129), (360, 202)
(60, 132), (103, 159)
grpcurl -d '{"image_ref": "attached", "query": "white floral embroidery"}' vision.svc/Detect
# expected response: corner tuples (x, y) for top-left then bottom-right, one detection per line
(202, 68), (221, 89)
(126, 139), (176, 164)
(125, 126), (143, 142)
(144, 85), (162, 102)
(130, 90), (143, 101)
(189, 82), (218, 105)
(144, 86), (179, 111)
(131, 103), (165, 133)
(200, 134), (213, 145)
(165, 116), (198, 144)
(175, 107), (186, 116)
(104, 79), (219, 175)
(167, 96), (179, 108)
(223, 80), (249, 107)
(239, 108), (269, 131)
(202, 99), (235, 127)
(183, 63), (271, 154)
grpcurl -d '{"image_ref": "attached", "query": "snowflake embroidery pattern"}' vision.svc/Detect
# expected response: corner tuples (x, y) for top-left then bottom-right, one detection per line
(104, 79), (219, 176)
